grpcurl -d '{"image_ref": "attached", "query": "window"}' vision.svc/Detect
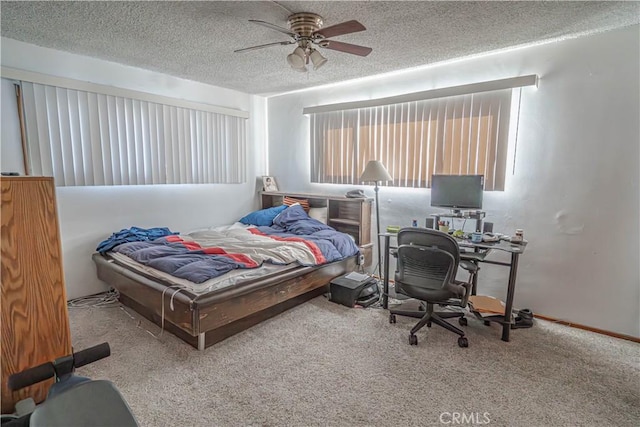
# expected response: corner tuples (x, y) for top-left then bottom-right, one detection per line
(309, 88), (516, 191)
(19, 81), (247, 186)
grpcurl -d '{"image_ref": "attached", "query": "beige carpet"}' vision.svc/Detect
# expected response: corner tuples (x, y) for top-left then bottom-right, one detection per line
(68, 297), (639, 427)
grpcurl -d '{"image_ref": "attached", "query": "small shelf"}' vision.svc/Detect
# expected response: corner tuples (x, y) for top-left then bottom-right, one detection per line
(328, 218), (360, 226)
(428, 211), (486, 232)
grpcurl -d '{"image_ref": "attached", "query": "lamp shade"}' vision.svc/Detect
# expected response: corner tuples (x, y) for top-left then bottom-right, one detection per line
(360, 160), (392, 183)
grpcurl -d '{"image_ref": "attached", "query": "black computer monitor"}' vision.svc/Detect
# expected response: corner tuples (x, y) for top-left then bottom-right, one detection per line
(430, 174), (484, 211)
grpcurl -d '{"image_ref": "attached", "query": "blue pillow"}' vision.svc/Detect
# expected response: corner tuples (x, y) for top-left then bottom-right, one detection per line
(239, 205), (288, 226)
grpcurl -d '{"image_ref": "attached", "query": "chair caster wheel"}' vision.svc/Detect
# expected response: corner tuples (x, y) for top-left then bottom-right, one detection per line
(458, 337), (469, 348)
(484, 320), (491, 326)
(389, 314), (396, 324)
(458, 317), (468, 327)
(426, 321), (432, 328)
(409, 334), (418, 345)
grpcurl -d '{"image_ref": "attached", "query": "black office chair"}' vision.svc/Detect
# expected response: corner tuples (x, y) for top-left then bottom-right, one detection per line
(389, 228), (472, 347)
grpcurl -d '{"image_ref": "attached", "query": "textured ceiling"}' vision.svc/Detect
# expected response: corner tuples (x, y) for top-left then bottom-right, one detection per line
(1, 1), (638, 95)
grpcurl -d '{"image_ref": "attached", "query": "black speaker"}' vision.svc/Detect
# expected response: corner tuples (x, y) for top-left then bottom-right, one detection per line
(329, 274), (379, 308)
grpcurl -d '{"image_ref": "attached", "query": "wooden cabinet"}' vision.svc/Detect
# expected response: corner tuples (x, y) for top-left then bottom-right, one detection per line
(261, 191), (373, 266)
(1, 177), (72, 414)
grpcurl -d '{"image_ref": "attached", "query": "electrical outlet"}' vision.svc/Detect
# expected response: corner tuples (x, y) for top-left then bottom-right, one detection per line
(358, 254), (365, 265)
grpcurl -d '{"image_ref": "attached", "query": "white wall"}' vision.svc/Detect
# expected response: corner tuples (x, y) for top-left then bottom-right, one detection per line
(1, 38), (268, 299)
(267, 26), (640, 337)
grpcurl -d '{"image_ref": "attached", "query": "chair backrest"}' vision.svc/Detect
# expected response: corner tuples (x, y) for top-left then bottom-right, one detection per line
(395, 245), (456, 290)
(397, 228), (460, 263)
(395, 228), (461, 291)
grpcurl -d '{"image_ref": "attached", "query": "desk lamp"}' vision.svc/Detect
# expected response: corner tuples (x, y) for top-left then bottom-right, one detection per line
(360, 160), (393, 278)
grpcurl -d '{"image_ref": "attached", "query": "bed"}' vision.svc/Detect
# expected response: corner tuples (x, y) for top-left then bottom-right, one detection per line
(92, 204), (360, 350)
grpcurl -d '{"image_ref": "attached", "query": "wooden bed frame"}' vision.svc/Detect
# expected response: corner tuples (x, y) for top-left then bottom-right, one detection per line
(92, 253), (355, 350)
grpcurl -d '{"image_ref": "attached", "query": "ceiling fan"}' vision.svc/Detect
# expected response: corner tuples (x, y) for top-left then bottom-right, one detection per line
(234, 12), (372, 72)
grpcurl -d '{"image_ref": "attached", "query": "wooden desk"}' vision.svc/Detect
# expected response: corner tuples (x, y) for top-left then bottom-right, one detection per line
(380, 232), (527, 342)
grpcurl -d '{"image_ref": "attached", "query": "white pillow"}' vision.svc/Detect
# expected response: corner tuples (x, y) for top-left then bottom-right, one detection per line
(308, 207), (328, 224)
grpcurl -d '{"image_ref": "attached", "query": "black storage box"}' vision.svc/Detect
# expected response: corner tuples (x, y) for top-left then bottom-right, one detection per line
(329, 274), (379, 308)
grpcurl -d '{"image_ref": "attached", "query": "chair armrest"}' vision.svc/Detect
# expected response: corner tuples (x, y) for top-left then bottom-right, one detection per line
(453, 279), (473, 306)
(459, 260), (478, 273)
(460, 251), (489, 262)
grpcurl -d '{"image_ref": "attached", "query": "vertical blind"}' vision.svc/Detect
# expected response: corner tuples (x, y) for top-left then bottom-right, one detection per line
(20, 82), (247, 186)
(310, 89), (512, 190)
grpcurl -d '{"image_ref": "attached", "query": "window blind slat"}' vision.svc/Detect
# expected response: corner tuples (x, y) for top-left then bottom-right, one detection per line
(22, 84), (44, 176)
(110, 96), (121, 185)
(205, 113), (212, 183)
(87, 92), (103, 185)
(69, 91), (80, 185)
(96, 94), (112, 185)
(43, 85), (62, 181)
(162, 106), (173, 184)
(184, 109), (193, 184)
(134, 100), (143, 183)
(215, 114), (222, 183)
(146, 103), (158, 184)
(196, 111), (204, 183)
(55, 88), (76, 186)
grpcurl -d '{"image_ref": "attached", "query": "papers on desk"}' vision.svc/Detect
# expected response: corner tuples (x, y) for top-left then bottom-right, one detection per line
(468, 295), (506, 317)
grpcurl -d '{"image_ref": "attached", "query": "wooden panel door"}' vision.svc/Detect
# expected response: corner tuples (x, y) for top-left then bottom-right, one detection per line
(1, 177), (71, 413)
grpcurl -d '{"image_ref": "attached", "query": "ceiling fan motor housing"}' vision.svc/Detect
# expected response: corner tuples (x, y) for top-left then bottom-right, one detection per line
(288, 13), (324, 38)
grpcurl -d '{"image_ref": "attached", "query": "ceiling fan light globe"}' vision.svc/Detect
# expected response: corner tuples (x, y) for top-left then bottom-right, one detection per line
(287, 47), (306, 68)
(310, 50), (328, 70)
(287, 53), (304, 68)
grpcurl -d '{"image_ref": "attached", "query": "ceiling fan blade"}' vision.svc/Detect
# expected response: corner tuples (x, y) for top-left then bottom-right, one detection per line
(249, 19), (296, 38)
(313, 20), (366, 39)
(234, 41), (294, 53)
(322, 40), (372, 57)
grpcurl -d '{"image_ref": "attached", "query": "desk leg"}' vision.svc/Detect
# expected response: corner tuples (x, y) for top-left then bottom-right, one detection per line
(471, 265), (478, 296)
(501, 252), (520, 342)
(382, 235), (391, 310)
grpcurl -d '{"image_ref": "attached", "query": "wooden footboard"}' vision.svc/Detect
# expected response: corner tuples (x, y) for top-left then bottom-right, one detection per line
(92, 253), (355, 350)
